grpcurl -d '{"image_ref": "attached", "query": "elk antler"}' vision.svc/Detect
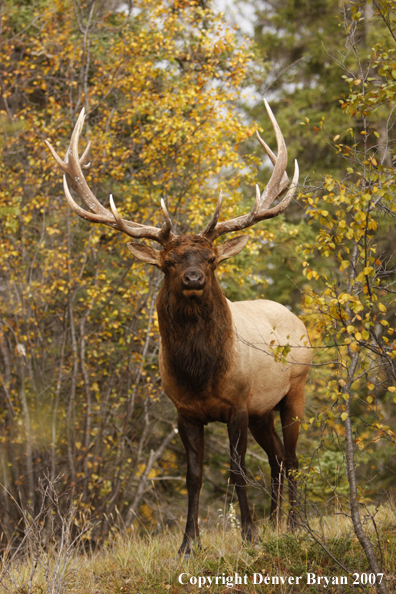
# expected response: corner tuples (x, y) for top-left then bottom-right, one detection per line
(45, 108), (175, 245)
(201, 100), (299, 242)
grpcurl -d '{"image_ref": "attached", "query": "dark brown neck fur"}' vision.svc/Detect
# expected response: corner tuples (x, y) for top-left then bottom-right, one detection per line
(157, 279), (233, 394)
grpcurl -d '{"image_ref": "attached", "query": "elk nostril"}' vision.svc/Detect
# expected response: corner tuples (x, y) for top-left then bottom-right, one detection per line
(183, 269), (204, 286)
(185, 273), (200, 282)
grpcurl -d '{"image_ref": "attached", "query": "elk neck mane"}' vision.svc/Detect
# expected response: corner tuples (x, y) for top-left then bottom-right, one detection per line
(157, 279), (233, 394)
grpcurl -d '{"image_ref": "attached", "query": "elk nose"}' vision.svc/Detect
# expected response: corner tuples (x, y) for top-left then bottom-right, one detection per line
(182, 268), (205, 289)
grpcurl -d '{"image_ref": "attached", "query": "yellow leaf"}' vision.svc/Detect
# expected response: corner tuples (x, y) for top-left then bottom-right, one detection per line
(341, 412), (349, 421)
(340, 260), (349, 271)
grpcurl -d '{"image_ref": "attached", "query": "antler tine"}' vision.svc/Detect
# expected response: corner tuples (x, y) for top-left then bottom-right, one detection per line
(159, 198), (174, 242)
(200, 189), (223, 238)
(45, 139), (65, 169)
(101, 193), (176, 242)
(65, 109), (110, 216)
(62, 174), (113, 224)
(202, 100), (298, 242)
(259, 99), (288, 210)
(262, 158), (299, 219)
(62, 176), (131, 230)
(80, 140), (91, 169)
(62, 173), (93, 220)
(109, 194), (132, 233)
(255, 130), (289, 195)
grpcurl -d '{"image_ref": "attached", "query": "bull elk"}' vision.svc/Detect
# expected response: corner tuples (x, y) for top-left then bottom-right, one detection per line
(46, 101), (311, 556)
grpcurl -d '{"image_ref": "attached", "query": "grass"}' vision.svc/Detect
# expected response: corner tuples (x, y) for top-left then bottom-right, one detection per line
(2, 506), (396, 593)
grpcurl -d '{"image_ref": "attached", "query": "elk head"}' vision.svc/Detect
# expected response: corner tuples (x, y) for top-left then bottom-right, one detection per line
(45, 101), (299, 274)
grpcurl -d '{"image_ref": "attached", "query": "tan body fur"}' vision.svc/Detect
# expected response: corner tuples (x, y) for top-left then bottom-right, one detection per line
(160, 299), (310, 424)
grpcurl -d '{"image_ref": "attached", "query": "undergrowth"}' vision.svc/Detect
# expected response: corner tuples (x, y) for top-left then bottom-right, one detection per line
(2, 507), (396, 593)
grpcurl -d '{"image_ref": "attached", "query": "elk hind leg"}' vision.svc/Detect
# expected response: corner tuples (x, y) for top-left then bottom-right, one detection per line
(249, 411), (285, 526)
(279, 381), (305, 529)
(228, 410), (255, 542)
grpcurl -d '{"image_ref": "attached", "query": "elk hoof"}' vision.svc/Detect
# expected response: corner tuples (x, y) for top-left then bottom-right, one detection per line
(178, 538), (201, 558)
(242, 526), (257, 544)
(178, 547), (191, 558)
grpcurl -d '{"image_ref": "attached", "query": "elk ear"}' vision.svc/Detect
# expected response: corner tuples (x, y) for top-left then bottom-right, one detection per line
(216, 235), (249, 263)
(127, 242), (162, 268)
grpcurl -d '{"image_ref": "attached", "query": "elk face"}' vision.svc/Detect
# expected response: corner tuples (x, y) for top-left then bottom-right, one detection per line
(126, 234), (249, 300)
(161, 237), (215, 300)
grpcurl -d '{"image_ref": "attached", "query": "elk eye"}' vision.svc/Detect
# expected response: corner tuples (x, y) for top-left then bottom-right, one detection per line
(165, 259), (173, 267)
(208, 256), (216, 264)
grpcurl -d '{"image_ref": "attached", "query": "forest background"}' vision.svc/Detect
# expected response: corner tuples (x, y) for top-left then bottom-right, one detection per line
(0, 0), (396, 591)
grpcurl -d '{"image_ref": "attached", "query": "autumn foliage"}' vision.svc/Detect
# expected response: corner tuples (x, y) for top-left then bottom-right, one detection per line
(0, 0), (258, 542)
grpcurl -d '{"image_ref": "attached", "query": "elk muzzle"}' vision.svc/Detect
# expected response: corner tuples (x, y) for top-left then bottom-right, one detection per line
(182, 267), (206, 298)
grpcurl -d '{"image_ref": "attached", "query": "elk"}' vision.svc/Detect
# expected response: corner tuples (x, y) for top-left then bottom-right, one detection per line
(46, 101), (311, 556)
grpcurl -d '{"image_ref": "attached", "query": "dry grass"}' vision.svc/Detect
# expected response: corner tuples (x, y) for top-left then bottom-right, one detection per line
(2, 505), (395, 593)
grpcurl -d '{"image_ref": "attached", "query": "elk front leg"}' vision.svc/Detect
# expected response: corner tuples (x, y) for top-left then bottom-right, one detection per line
(228, 410), (255, 542)
(178, 414), (204, 557)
